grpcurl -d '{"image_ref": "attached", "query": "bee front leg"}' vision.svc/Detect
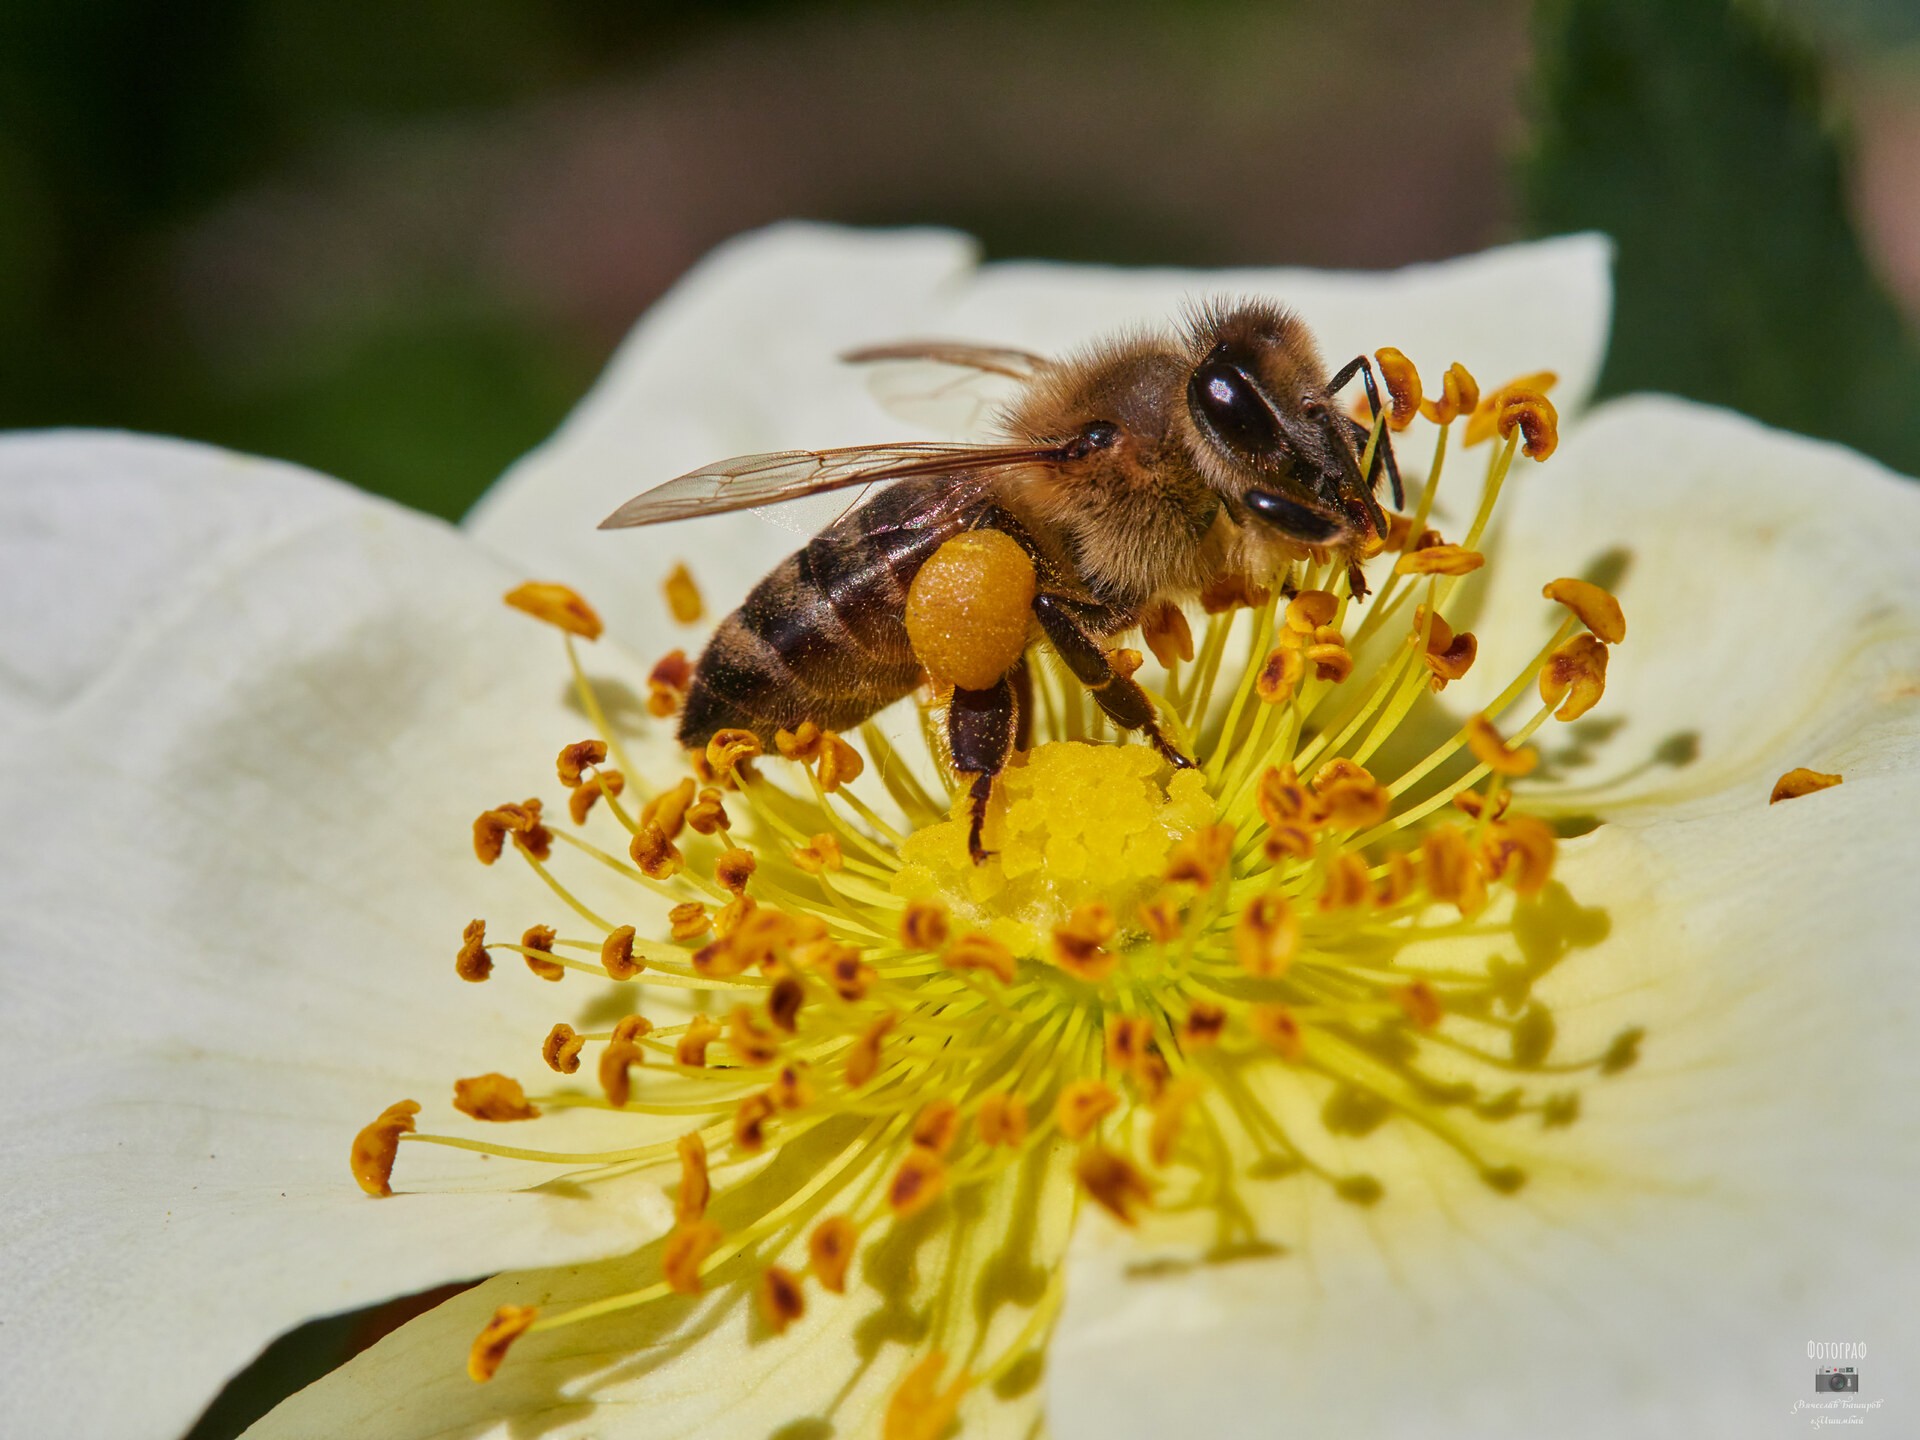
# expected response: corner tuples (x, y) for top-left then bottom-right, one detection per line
(1032, 594), (1193, 769)
(948, 669), (1021, 865)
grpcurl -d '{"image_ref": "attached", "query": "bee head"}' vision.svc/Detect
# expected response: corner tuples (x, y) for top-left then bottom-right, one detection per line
(1181, 301), (1371, 546)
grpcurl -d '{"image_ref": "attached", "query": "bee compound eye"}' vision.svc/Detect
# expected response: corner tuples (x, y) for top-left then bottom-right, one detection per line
(1188, 360), (1285, 462)
(1082, 421), (1119, 449)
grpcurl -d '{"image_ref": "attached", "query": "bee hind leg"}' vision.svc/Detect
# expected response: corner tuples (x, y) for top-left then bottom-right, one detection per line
(948, 670), (1022, 865)
(1032, 594), (1193, 769)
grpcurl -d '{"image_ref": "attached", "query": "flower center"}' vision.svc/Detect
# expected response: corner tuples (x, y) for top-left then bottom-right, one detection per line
(352, 358), (1646, 1431)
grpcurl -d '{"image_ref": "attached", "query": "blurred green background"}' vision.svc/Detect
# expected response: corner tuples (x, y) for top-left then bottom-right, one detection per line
(3, 1), (1916, 1434)
(5, 0), (1920, 536)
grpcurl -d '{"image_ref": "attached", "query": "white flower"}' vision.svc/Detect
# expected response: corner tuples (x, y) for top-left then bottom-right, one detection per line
(2, 225), (1916, 1440)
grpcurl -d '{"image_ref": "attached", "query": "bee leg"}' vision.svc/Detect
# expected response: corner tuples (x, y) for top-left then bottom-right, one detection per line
(1032, 594), (1193, 769)
(948, 672), (1020, 864)
(1327, 355), (1404, 511)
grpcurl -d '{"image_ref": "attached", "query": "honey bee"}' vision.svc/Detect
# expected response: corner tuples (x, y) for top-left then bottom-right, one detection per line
(601, 303), (1402, 861)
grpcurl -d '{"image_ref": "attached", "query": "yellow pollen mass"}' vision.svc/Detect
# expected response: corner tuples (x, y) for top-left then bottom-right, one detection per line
(369, 344), (1657, 1428)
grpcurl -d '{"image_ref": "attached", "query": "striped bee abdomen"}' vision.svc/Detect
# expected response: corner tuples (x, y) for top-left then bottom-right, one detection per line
(678, 476), (972, 746)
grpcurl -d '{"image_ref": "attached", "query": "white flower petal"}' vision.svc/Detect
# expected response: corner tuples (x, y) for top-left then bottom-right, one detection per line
(1464, 395), (1920, 819)
(0, 434), (678, 1440)
(248, 1134), (1077, 1440)
(1050, 766), (1920, 1437)
(467, 225), (1613, 644)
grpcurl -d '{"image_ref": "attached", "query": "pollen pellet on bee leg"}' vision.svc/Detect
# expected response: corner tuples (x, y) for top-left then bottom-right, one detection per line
(904, 530), (1037, 692)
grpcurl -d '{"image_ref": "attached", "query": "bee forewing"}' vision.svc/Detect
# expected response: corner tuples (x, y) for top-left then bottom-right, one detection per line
(842, 341), (1048, 438)
(598, 441), (1069, 529)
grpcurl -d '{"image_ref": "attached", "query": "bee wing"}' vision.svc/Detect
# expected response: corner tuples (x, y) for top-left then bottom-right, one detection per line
(598, 440), (1068, 529)
(841, 340), (1050, 437)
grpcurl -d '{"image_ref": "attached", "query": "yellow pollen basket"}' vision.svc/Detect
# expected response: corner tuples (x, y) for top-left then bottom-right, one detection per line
(352, 353), (1651, 1432)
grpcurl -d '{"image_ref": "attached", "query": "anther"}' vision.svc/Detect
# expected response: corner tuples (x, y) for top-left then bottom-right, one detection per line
(567, 771), (624, 825)
(705, 729), (763, 778)
(521, 924), (564, 982)
(1304, 626), (1354, 684)
(685, 788), (730, 836)
(734, 1092), (776, 1152)
(612, 1015), (653, 1045)
(1137, 893), (1183, 942)
(1286, 589), (1339, 634)
(1375, 348), (1422, 430)
(542, 1023), (585, 1074)
(642, 778), (698, 841)
(715, 846), (758, 894)
(1052, 903), (1118, 983)
(676, 1014), (722, 1068)
(1057, 1080), (1120, 1140)
(944, 932), (1015, 985)
(669, 901), (712, 941)
(350, 1100), (419, 1197)
(1374, 850), (1418, 908)
(817, 733), (864, 792)
(453, 1073), (540, 1122)
(1255, 646), (1305, 704)
(775, 722), (824, 763)
(467, 1304), (538, 1382)
(728, 1005), (781, 1066)
(455, 919), (492, 982)
(599, 1039), (644, 1108)
(768, 976), (805, 1033)
(647, 650), (692, 718)
(900, 898), (950, 950)
(827, 949), (877, 1001)
(556, 739), (607, 788)
(1463, 371), (1555, 446)
(601, 924), (642, 980)
(473, 798), (551, 865)
(1235, 893), (1298, 978)
(886, 1353), (971, 1440)
(1496, 390), (1558, 460)
(846, 1012), (898, 1088)
(1107, 646), (1145, 680)
(1482, 817), (1559, 898)
(1419, 361), (1481, 425)
(1164, 823), (1235, 888)
(759, 1266), (805, 1335)
(1465, 713), (1538, 777)
(1140, 600), (1195, 667)
(663, 561), (705, 624)
(1075, 1147), (1154, 1225)
(1771, 767), (1843, 803)
(911, 1098), (962, 1156)
(1541, 578), (1626, 644)
(793, 832), (843, 874)
(809, 1215), (859, 1293)
(1149, 1078), (1203, 1167)
(629, 822), (683, 880)
(770, 1061), (814, 1111)
(1250, 1004), (1305, 1061)
(888, 1147), (948, 1218)
(1200, 572), (1270, 614)
(976, 1093), (1030, 1148)
(1422, 824), (1489, 916)
(1394, 979), (1445, 1030)
(1181, 1000), (1226, 1047)
(1395, 544), (1484, 577)
(664, 1218), (723, 1295)
(1318, 852), (1373, 911)
(1539, 633), (1609, 721)
(503, 581), (602, 641)
(1414, 605), (1478, 690)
